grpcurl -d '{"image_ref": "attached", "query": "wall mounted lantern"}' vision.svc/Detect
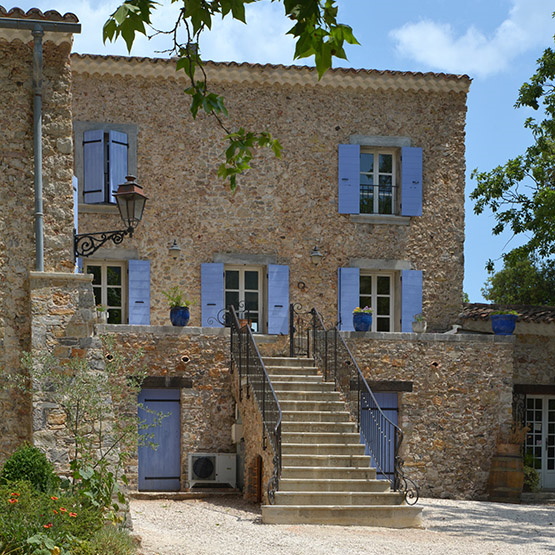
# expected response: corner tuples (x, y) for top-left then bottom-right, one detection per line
(74, 176), (148, 258)
(168, 239), (182, 259)
(310, 246), (324, 265)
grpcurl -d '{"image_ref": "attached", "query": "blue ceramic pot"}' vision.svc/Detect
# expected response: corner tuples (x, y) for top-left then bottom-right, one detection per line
(490, 314), (517, 335)
(170, 306), (190, 327)
(353, 312), (372, 332)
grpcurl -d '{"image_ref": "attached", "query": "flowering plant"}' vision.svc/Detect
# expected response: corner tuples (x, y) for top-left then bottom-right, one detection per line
(352, 306), (372, 314)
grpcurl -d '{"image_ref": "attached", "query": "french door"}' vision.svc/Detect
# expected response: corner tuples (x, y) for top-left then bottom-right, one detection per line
(225, 266), (263, 332)
(526, 396), (555, 489)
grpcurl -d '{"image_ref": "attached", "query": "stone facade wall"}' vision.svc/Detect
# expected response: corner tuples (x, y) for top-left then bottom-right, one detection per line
(102, 326), (236, 490)
(0, 32), (76, 462)
(513, 334), (555, 386)
(346, 332), (514, 499)
(72, 60), (468, 332)
(29, 271), (102, 472)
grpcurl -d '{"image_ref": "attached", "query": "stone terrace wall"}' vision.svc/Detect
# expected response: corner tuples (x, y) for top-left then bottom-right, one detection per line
(346, 332), (514, 499)
(72, 60), (468, 332)
(513, 334), (555, 386)
(102, 326), (235, 490)
(0, 34), (76, 461)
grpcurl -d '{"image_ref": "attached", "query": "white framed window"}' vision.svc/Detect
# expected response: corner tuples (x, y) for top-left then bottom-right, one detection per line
(85, 261), (127, 324)
(359, 272), (396, 332)
(225, 265), (264, 333)
(360, 149), (398, 215)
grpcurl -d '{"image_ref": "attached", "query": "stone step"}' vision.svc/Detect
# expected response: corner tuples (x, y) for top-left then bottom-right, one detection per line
(281, 443), (366, 456)
(281, 454), (371, 468)
(281, 410), (351, 423)
(282, 431), (360, 444)
(261, 505), (423, 528)
(272, 380), (336, 392)
(274, 491), (403, 506)
(276, 391), (342, 402)
(265, 366), (320, 377)
(282, 421), (356, 434)
(263, 357), (315, 367)
(281, 465), (377, 481)
(279, 477), (390, 492)
(279, 400), (346, 412)
(269, 374), (324, 384)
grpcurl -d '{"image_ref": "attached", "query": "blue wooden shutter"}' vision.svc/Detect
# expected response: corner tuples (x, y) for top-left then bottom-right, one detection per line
(108, 131), (129, 204)
(400, 146), (423, 216)
(201, 263), (224, 327)
(338, 144), (360, 214)
(338, 267), (360, 331)
(401, 269), (423, 332)
(72, 176), (82, 273)
(267, 265), (289, 335)
(128, 259), (151, 325)
(83, 129), (105, 204)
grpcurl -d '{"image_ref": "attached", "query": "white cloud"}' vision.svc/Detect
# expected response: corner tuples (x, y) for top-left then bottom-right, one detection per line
(11, 0), (295, 62)
(390, 0), (555, 77)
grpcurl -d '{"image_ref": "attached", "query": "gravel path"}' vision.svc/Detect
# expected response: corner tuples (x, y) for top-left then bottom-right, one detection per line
(130, 496), (555, 554)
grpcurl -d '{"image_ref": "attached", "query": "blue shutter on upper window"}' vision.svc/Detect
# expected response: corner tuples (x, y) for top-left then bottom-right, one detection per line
(400, 147), (423, 217)
(83, 129), (105, 204)
(267, 264), (289, 335)
(72, 176), (82, 273)
(128, 259), (151, 325)
(401, 269), (423, 332)
(338, 144), (361, 214)
(108, 131), (129, 204)
(201, 263), (224, 327)
(338, 267), (360, 331)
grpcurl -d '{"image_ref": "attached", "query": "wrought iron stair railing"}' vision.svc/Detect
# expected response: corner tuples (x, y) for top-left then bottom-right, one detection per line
(229, 305), (282, 503)
(290, 305), (419, 504)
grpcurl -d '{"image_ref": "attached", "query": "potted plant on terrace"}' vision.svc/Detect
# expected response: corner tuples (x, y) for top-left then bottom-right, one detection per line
(412, 313), (427, 333)
(162, 286), (191, 327)
(352, 306), (373, 331)
(490, 309), (519, 335)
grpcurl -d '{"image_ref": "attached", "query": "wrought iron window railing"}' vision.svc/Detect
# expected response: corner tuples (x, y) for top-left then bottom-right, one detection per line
(229, 305), (282, 503)
(289, 304), (419, 504)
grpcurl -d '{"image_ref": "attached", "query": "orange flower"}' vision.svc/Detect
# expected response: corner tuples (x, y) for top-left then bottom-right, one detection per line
(59, 507), (67, 512)
(53, 509), (58, 514)
(50, 496), (59, 501)
(8, 498), (18, 504)
(69, 512), (77, 517)
(43, 523), (53, 529)
(10, 493), (20, 497)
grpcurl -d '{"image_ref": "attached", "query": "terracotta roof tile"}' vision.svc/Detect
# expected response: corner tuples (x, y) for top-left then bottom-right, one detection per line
(462, 303), (555, 324)
(0, 6), (78, 23)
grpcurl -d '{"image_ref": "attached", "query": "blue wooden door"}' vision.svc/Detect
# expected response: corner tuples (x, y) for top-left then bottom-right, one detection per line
(138, 388), (181, 491)
(360, 392), (398, 481)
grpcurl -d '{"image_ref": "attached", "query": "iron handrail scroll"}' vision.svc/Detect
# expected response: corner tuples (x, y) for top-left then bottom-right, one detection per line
(293, 306), (419, 505)
(229, 305), (282, 504)
(74, 227), (133, 258)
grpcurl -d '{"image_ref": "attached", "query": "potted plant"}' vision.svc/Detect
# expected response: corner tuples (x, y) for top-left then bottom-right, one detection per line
(412, 313), (427, 333)
(490, 310), (519, 335)
(162, 286), (191, 327)
(96, 305), (109, 324)
(352, 306), (373, 331)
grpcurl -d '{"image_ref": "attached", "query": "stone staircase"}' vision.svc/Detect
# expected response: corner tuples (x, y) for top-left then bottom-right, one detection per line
(260, 356), (423, 528)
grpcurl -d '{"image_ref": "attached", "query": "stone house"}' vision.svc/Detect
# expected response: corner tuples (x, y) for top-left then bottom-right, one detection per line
(0, 6), (528, 514)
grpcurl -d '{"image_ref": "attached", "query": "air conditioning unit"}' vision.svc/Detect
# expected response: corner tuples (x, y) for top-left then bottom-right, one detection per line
(188, 453), (237, 489)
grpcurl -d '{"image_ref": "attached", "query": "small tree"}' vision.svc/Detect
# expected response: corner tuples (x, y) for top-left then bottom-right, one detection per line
(482, 248), (555, 306)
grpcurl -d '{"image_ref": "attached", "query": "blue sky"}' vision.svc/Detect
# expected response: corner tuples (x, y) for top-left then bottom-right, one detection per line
(10, 0), (555, 302)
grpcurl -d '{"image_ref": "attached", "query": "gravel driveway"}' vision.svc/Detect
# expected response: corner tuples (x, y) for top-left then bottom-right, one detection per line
(130, 496), (555, 554)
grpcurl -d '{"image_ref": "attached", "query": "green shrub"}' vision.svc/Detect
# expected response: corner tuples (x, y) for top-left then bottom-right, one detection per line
(0, 444), (58, 493)
(73, 526), (136, 555)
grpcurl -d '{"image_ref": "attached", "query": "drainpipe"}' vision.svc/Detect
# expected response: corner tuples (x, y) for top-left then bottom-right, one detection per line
(32, 25), (44, 272)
